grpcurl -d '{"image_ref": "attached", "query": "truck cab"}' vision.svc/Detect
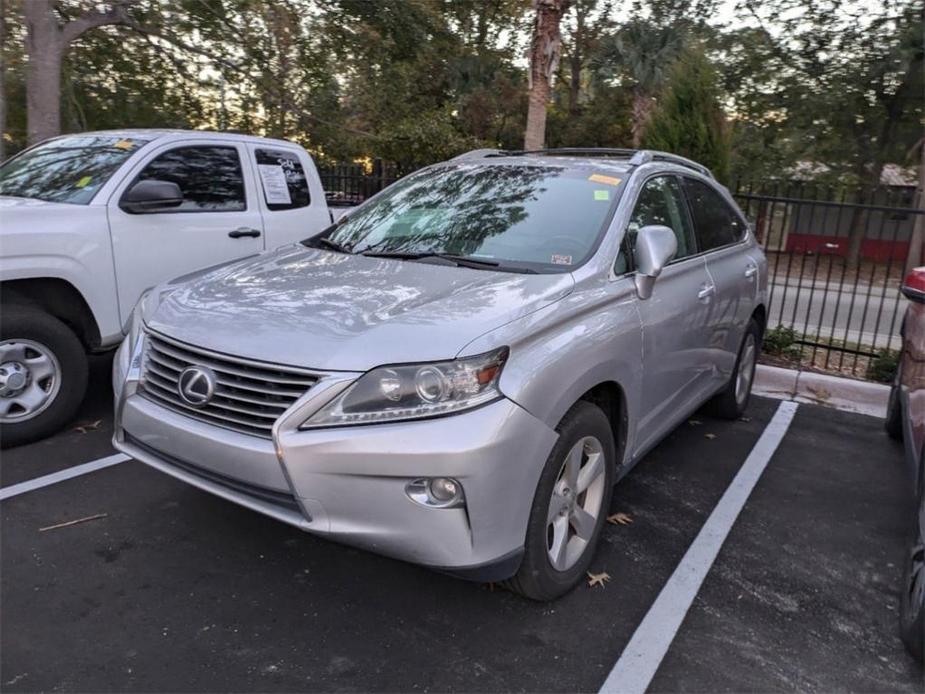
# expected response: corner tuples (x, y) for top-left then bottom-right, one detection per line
(0, 129), (338, 447)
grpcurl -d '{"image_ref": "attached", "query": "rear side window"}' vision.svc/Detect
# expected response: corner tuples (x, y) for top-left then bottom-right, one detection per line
(681, 177), (745, 251)
(254, 149), (311, 211)
(134, 146), (245, 212)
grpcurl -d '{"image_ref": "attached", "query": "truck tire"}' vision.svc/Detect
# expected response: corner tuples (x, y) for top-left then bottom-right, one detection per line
(0, 307), (88, 448)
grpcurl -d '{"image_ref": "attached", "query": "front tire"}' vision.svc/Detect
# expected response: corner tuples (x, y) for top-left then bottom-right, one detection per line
(0, 307), (88, 448)
(505, 401), (615, 601)
(900, 460), (925, 664)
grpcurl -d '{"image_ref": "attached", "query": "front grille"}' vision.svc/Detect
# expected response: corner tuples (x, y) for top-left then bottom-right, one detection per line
(139, 331), (319, 438)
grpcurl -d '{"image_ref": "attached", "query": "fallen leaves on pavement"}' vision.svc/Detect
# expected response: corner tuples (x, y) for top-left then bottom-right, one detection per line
(704, 433), (717, 439)
(607, 512), (633, 525)
(73, 419), (102, 434)
(587, 571), (611, 588)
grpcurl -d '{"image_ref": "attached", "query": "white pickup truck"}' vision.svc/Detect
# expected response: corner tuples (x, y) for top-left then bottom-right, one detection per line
(0, 129), (347, 447)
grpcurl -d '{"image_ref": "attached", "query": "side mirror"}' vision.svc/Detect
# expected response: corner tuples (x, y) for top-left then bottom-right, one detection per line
(120, 179), (183, 214)
(901, 267), (925, 303)
(634, 225), (678, 299)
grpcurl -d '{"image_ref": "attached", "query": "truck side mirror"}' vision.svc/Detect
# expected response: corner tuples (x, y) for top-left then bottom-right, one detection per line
(120, 180), (184, 214)
(634, 225), (678, 300)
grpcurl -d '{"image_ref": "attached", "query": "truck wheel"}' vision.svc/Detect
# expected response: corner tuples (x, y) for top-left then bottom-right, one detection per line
(0, 307), (88, 448)
(504, 401), (615, 601)
(710, 318), (761, 420)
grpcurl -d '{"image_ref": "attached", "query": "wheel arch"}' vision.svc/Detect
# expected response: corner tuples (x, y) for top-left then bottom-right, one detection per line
(751, 303), (767, 339)
(577, 381), (629, 475)
(1, 278), (101, 350)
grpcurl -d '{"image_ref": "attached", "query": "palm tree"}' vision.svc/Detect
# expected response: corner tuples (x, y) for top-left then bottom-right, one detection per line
(593, 19), (684, 147)
(524, 0), (573, 150)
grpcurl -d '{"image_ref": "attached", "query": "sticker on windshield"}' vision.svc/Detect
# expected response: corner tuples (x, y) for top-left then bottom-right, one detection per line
(113, 139), (134, 150)
(551, 254), (572, 265)
(588, 173), (621, 186)
(76, 175), (92, 188)
(593, 189), (610, 201)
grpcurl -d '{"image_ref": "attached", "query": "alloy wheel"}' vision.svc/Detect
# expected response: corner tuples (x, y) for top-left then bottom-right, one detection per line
(736, 333), (757, 406)
(546, 435), (607, 572)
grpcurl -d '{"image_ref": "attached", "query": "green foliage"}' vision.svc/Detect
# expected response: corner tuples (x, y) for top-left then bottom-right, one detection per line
(2, 0), (921, 182)
(867, 349), (899, 384)
(641, 49), (730, 181)
(763, 326), (803, 361)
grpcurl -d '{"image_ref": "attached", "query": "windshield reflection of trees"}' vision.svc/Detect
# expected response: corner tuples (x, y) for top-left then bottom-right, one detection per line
(0, 136), (146, 204)
(332, 164), (564, 258)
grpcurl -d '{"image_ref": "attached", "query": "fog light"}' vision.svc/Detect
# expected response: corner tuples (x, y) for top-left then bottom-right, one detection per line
(428, 477), (458, 502)
(405, 477), (464, 508)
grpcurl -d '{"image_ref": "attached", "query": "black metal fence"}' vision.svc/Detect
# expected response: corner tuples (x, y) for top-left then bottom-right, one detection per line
(317, 165), (922, 380)
(732, 181), (922, 379)
(318, 160), (401, 207)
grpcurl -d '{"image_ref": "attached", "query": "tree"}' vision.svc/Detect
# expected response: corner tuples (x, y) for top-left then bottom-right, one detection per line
(524, 0), (572, 150)
(21, 0), (135, 144)
(642, 49), (730, 181)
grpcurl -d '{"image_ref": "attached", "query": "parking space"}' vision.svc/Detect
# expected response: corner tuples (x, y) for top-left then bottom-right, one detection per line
(1, 375), (922, 692)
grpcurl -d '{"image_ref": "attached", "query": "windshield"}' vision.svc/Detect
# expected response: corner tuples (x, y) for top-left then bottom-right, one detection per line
(0, 134), (155, 204)
(324, 163), (626, 272)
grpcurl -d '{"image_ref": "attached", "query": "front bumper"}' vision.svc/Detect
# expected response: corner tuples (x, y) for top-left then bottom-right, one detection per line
(113, 338), (558, 579)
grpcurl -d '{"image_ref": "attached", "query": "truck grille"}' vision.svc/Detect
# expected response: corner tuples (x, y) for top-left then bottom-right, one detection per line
(139, 332), (319, 438)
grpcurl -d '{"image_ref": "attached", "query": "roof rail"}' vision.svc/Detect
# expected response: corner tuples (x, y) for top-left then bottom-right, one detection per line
(451, 147), (713, 178)
(629, 150), (713, 178)
(450, 148), (509, 161)
(487, 147), (638, 159)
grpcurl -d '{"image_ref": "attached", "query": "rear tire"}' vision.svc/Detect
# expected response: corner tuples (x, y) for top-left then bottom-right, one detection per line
(504, 401), (615, 601)
(0, 306), (88, 448)
(710, 318), (761, 420)
(885, 364), (904, 441)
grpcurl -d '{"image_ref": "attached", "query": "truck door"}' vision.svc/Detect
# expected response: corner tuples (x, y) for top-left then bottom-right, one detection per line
(245, 143), (331, 250)
(107, 140), (265, 325)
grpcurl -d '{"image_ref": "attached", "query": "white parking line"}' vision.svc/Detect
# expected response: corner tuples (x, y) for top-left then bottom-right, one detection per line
(599, 400), (799, 694)
(0, 453), (130, 501)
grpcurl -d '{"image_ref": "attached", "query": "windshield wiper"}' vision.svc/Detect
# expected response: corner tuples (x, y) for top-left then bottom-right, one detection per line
(304, 235), (353, 254)
(362, 250), (537, 274)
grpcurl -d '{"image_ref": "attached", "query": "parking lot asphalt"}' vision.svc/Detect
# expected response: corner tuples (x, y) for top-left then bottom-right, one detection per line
(2, 358), (923, 692)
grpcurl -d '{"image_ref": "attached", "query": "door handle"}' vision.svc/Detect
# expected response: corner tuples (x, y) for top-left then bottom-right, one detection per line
(698, 284), (715, 300)
(228, 227), (261, 239)
(744, 264), (758, 279)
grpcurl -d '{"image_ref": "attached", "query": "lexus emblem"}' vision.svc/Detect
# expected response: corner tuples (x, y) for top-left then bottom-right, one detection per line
(177, 365), (216, 407)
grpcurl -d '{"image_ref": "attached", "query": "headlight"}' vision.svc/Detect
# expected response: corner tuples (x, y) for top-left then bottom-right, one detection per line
(301, 347), (509, 428)
(124, 290), (150, 350)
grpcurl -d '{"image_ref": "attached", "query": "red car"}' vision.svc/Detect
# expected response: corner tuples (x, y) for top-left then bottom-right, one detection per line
(885, 266), (925, 664)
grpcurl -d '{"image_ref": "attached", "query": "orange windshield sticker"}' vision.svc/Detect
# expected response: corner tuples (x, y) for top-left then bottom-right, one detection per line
(588, 174), (621, 186)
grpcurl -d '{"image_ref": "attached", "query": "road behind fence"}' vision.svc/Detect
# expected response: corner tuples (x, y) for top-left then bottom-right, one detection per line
(319, 164), (923, 380)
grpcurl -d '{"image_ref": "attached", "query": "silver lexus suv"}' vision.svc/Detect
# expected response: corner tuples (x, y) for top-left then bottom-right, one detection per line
(113, 148), (767, 600)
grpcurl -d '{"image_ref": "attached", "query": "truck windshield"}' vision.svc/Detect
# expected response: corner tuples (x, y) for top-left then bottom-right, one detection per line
(323, 163), (626, 273)
(0, 134), (155, 205)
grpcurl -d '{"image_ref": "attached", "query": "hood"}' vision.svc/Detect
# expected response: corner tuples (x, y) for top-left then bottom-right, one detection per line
(0, 196), (85, 216)
(146, 245), (574, 371)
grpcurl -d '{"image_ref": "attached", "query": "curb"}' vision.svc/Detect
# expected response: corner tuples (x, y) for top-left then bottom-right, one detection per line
(754, 364), (889, 418)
